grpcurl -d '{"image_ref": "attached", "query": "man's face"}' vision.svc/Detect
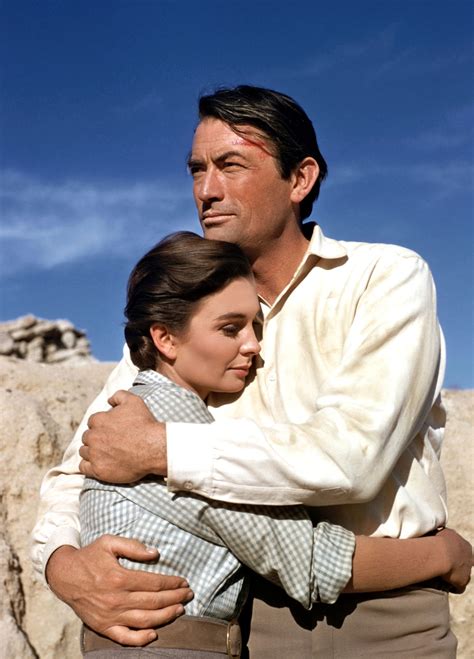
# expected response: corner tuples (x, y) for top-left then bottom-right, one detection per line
(188, 118), (297, 255)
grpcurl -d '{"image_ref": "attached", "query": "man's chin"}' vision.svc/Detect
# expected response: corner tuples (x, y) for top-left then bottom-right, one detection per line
(202, 225), (235, 242)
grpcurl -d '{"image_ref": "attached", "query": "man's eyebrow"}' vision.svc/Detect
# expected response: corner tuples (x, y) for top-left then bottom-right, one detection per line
(186, 151), (199, 169)
(214, 150), (250, 161)
(187, 150), (250, 169)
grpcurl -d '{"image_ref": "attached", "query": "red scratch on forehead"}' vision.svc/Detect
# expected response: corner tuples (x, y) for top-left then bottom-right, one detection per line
(231, 136), (273, 159)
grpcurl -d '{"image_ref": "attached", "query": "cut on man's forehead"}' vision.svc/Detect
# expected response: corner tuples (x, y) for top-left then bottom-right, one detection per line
(193, 119), (276, 156)
(227, 130), (274, 158)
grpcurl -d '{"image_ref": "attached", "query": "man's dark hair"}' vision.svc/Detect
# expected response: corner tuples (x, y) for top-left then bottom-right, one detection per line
(124, 231), (253, 370)
(198, 85), (328, 221)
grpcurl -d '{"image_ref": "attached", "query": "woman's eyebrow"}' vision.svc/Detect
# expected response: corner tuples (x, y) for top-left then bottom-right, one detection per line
(215, 312), (246, 321)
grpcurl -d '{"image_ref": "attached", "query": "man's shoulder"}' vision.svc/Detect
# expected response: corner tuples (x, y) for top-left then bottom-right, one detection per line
(341, 239), (424, 263)
(332, 240), (435, 286)
(310, 225), (428, 269)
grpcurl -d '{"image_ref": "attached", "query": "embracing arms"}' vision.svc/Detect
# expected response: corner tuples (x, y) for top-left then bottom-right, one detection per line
(34, 372), (472, 646)
(32, 249), (472, 646)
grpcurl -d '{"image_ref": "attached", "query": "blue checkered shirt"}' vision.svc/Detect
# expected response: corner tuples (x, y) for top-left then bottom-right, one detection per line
(80, 370), (355, 620)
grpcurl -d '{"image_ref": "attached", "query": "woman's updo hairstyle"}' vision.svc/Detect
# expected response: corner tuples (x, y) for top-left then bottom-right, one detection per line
(124, 231), (253, 371)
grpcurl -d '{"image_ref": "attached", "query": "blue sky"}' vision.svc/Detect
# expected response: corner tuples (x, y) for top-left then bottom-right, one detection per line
(1, 1), (473, 387)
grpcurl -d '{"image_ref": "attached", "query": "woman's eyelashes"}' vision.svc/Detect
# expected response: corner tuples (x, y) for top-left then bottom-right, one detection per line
(221, 324), (241, 337)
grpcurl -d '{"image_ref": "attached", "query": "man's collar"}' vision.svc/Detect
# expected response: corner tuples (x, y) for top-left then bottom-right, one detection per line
(261, 222), (347, 312)
(302, 222), (347, 260)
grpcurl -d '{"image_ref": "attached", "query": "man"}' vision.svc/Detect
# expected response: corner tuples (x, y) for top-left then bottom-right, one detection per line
(33, 86), (463, 656)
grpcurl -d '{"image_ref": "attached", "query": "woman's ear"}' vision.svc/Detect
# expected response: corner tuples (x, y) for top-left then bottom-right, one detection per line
(150, 324), (178, 361)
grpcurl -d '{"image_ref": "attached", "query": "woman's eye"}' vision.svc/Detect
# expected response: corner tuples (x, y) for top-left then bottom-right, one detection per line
(221, 324), (239, 336)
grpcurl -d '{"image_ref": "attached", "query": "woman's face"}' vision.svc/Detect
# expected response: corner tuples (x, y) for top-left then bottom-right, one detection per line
(170, 277), (261, 399)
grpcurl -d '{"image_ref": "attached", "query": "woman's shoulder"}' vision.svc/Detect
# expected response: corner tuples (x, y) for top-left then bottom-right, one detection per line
(130, 369), (214, 424)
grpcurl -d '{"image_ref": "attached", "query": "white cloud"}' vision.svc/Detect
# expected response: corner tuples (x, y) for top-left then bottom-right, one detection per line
(113, 91), (164, 115)
(0, 170), (198, 276)
(324, 157), (473, 201)
(294, 26), (398, 78)
(404, 103), (474, 152)
(291, 27), (471, 85)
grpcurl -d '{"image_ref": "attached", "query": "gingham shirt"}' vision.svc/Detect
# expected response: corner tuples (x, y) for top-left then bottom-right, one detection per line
(80, 370), (354, 619)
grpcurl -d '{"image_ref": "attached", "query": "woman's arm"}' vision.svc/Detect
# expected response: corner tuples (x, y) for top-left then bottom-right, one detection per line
(161, 491), (471, 607)
(347, 528), (472, 594)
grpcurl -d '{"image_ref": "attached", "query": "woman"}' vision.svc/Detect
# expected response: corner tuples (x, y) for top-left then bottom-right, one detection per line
(80, 232), (468, 658)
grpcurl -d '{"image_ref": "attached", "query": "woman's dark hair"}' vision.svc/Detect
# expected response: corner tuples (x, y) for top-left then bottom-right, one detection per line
(198, 85), (328, 222)
(124, 231), (253, 370)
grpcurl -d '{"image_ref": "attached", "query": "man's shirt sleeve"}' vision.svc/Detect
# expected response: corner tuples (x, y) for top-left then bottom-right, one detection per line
(31, 346), (138, 583)
(167, 253), (445, 519)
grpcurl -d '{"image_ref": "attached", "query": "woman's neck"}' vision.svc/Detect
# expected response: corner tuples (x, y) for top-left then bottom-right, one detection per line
(155, 362), (207, 400)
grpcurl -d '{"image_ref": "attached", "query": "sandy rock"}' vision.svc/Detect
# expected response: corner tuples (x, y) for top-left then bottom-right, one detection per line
(0, 535), (37, 659)
(0, 357), (114, 658)
(0, 316), (93, 364)
(61, 330), (77, 349)
(0, 315), (36, 332)
(0, 332), (15, 356)
(26, 337), (44, 362)
(0, 357), (472, 658)
(441, 390), (474, 658)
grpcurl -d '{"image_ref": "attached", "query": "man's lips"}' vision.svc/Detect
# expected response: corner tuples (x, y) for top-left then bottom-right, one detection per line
(201, 211), (234, 224)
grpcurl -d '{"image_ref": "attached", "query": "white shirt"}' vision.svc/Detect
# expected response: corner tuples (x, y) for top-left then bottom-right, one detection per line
(31, 225), (448, 581)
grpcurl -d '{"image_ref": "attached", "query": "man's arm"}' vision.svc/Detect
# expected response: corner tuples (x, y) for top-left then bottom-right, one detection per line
(31, 348), (193, 646)
(80, 253), (445, 513)
(31, 347), (138, 580)
(166, 253), (446, 509)
(46, 539), (192, 646)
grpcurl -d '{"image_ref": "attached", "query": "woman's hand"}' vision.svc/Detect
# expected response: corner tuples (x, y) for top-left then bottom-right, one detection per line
(436, 527), (473, 593)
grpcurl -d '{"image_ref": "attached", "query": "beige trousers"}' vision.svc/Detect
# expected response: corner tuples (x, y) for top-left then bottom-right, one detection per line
(241, 576), (457, 658)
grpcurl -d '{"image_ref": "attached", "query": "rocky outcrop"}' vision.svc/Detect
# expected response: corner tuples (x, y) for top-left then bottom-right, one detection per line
(0, 357), (472, 658)
(0, 536), (37, 659)
(0, 357), (114, 659)
(0, 315), (93, 364)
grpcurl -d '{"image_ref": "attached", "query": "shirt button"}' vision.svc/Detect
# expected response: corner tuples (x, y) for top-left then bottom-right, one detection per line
(184, 481), (193, 490)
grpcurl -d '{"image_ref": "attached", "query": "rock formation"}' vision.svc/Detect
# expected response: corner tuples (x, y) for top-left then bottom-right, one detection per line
(0, 357), (472, 658)
(0, 315), (93, 364)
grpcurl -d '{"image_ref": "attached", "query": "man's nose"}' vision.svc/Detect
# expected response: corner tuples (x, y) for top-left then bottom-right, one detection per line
(195, 168), (224, 203)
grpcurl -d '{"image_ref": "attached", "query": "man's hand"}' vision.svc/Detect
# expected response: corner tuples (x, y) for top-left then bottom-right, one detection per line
(46, 536), (193, 646)
(79, 390), (167, 483)
(437, 527), (473, 593)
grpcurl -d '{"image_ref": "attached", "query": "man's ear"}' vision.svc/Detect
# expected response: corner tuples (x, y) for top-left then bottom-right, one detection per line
(290, 157), (319, 205)
(150, 324), (178, 360)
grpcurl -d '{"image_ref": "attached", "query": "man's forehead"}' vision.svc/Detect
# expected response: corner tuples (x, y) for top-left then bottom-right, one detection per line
(191, 119), (274, 156)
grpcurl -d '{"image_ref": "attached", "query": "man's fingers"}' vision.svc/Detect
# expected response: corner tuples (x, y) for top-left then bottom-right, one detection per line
(121, 569), (191, 593)
(108, 389), (132, 408)
(87, 410), (107, 429)
(78, 444), (89, 460)
(103, 535), (160, 563)
(79, 458), (93, 477)
(106, 604), (188, 646)
(105, 625), (158, 647)
(115, 602), (187, 631)
(124, 587), (194, 612)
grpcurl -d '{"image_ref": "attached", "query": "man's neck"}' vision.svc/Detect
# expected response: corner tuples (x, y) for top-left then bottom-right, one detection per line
(251, 229), (310, 305)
